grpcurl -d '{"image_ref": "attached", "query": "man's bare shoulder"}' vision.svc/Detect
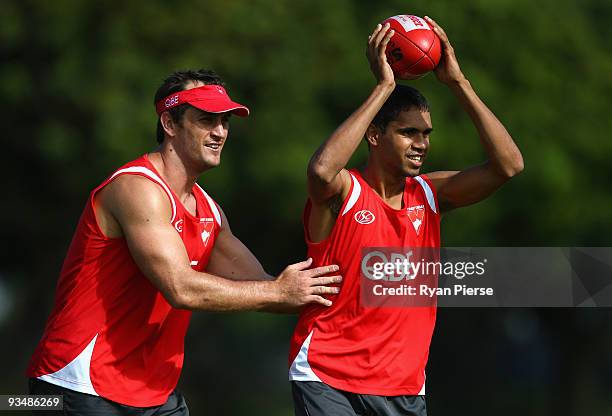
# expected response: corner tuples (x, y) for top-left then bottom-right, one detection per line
(97, 174), (173, 224)
(308, 168), (353, 207)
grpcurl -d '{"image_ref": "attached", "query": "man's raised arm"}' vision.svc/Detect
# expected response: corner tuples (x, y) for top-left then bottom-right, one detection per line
(424, 16), (524, 212)
(307, 23), (396, 205)
(306, 24), (397, 242)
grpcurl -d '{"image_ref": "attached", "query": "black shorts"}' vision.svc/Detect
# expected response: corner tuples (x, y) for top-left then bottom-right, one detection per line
(291, 381), (427, 416)
(28, 378), (189, 416)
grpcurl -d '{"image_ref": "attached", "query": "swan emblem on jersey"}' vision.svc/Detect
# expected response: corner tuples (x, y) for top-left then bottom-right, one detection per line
(200, 219), (215, 246)
(407, 204), (425, 235)
(354, 210), (375, 225)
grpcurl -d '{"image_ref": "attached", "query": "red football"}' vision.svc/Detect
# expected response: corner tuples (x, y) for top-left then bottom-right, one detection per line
(382, 15), (442, 80)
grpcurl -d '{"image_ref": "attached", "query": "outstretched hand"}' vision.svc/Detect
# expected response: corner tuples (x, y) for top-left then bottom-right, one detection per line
(273, 258), (342, 311)
(425, 16), (465, 85)
(366, 23), (396, 87)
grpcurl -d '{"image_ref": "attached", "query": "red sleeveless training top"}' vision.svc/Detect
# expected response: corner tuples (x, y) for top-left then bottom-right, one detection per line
(27, 154), (222, 407)
(289, 170), (440, 396)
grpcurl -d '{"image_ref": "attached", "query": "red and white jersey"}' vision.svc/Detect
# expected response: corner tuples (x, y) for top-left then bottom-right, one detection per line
(27, 154), (222, 407)
(289, 169), (440, 396)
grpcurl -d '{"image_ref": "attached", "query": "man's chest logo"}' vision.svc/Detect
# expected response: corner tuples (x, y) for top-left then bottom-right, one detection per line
(407, 205), (425, 235)
(200, 218), (215, 246)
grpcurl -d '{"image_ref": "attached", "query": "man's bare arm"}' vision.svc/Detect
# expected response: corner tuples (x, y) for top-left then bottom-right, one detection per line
(96, 175), (341, 312)
(306, 24), (396, 241)
(424, 17), (524, 213)
(308, 24), (396, 202)
(206, 208), (273, 281)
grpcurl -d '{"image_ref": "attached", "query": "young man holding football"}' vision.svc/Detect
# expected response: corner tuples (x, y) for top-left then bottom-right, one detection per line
(289, 18), (523, 416)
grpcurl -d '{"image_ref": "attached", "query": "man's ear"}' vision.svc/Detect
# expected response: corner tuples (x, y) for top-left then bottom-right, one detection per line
(160, 112), (178, 138)
(365, 123), (380, 147)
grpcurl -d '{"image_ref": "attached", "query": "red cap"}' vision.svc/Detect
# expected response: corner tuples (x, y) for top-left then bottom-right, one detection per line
(155, 85), (250, 117)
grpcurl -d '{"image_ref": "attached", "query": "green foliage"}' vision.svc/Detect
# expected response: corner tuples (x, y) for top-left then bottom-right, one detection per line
(2, 0), (612, 414)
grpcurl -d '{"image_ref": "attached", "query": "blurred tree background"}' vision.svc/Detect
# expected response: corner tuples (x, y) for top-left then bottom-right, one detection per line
(2, 0), (612, 414)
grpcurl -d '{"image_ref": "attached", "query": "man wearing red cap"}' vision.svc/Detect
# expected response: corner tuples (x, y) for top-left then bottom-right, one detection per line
(26, 69), (341, 415)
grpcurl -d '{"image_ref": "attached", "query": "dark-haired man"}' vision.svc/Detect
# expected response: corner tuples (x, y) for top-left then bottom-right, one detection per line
(289, 19), (523, 416)
(27, 69), (341, 415)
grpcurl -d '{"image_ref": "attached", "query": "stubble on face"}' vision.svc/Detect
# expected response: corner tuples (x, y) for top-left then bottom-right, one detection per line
(172, 107), (229, 174)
